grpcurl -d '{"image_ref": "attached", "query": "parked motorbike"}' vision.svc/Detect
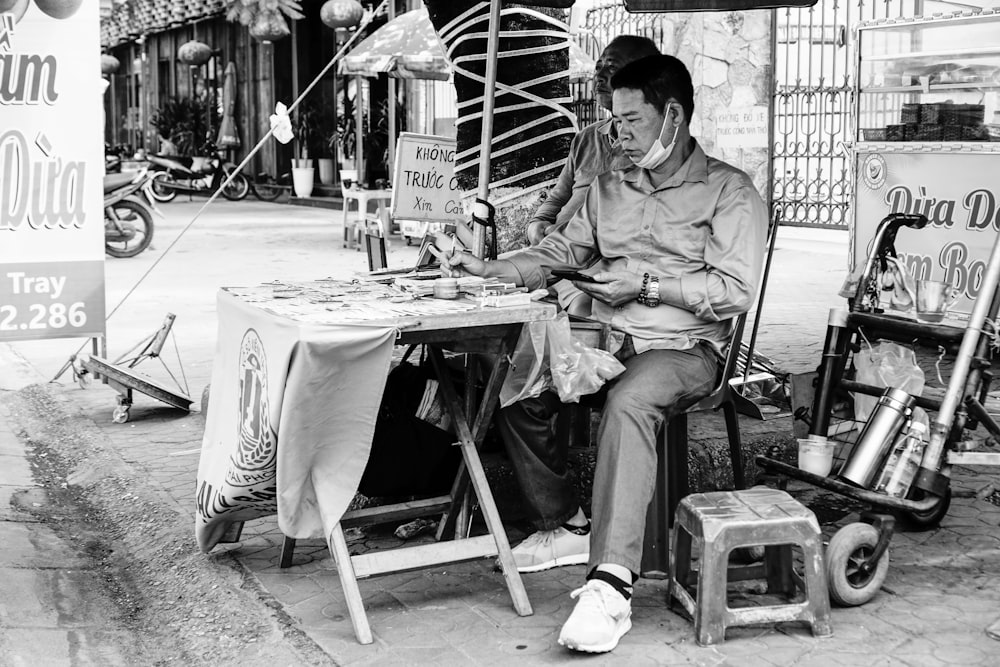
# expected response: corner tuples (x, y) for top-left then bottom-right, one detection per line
(104, 167), (161, 258)
(105, 151), (121, 174)
(147, 150), (250, 202)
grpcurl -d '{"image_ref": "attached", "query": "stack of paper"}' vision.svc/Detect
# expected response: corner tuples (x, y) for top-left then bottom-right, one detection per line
(394, 277), (437, 297)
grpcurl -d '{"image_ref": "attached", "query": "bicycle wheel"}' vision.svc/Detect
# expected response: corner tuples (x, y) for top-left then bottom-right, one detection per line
(253, 178), (284, 202)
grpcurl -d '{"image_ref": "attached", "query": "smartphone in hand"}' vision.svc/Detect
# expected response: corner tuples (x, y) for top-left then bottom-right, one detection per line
(550, 269), (598, 283)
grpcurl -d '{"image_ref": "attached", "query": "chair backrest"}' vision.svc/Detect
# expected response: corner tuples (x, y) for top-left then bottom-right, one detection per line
(687, 311), (748, 413)
(689, 208), (777, 414)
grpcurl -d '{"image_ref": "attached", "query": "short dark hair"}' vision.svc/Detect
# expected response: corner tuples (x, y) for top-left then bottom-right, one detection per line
(610, 54), (695, 122)
(604, 35), (660, 60)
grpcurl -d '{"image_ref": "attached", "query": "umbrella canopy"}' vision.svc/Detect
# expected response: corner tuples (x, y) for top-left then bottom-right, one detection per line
(341, 7), (594, 82)
(217, 61), (240, 149)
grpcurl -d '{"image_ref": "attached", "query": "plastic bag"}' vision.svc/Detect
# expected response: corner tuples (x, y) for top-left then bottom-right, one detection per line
(547, 312), (626, 403)
(499, 320), (553, 408)
(883, 256), (916, 311)
(500, 313), (627, 407)
(853, 340), (925, 421)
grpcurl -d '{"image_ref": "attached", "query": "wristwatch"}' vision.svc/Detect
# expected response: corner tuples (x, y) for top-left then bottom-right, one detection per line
(644, 275), (661, 307)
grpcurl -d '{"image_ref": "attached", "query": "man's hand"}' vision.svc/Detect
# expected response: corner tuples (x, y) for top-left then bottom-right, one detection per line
(572, 271), (643, 307)
(526, 220), (555, 246)
(443, 250), (488, 278)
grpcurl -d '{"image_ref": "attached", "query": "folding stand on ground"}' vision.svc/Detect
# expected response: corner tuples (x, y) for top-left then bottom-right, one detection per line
(77, 313), (193, 423)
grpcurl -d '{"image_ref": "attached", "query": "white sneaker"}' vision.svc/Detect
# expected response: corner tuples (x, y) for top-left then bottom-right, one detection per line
(558, 579), (633, 653)
(511, 526), (589, 573)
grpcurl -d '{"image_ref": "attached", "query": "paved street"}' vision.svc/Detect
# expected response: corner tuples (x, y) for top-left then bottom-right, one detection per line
(2, 199), (1000, 664)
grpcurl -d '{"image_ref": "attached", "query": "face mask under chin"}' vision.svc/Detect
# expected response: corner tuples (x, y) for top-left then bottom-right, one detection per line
(631, 114), (680, 170)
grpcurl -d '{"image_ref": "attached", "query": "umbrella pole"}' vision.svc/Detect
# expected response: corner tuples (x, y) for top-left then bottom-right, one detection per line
(387, 2), (397, 181)
(332, 72), (339, 180)
(388, 77), (396, 180)
(355, 75), (364, 184)
(472, 0), (502, 260)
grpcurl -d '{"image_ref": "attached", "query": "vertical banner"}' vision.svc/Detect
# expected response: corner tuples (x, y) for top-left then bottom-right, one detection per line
(0, 0), (106, 342)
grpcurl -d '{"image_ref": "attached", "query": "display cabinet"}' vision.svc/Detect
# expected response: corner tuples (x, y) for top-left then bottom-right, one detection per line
(856, 10), (1000, 144)
(850, 11), (1000, 320)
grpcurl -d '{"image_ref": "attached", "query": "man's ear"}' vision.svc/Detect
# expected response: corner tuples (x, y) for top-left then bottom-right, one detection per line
(668, 102), (685, 126)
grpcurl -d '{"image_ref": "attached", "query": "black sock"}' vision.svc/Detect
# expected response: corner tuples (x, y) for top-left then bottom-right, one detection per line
(561, 519), (591, 536)
(587, 569), (633, 600)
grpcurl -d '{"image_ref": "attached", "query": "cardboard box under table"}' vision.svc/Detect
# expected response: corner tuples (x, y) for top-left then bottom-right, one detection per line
(195, 282), (556, 644)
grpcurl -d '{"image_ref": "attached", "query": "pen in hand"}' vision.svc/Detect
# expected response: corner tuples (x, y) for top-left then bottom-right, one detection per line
(427, 242), (458, 277)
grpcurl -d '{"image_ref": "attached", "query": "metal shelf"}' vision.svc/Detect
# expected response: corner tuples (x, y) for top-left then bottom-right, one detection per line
(859, 82), (1000, 93)
(862, 46), (1000, 62)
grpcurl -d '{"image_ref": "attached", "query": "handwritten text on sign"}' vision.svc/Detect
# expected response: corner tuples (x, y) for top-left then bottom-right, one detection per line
(391, 133), (463, 223)
(716, 106), (769, 149)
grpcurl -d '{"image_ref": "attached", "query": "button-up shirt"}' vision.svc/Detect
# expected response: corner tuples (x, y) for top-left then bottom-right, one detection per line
(493, 141), (769, 353)
(529, 118), (633, 229)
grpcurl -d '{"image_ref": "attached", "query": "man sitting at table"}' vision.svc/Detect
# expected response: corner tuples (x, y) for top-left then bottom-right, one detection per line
(443, 54), (768, 653)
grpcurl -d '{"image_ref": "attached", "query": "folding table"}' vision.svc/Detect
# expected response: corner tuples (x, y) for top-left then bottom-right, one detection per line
(195, 284), (556, 644)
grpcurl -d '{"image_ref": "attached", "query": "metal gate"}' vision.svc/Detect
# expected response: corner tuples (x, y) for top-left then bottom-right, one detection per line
(578, 0), (918, 229)
(772, 0), (913, 229)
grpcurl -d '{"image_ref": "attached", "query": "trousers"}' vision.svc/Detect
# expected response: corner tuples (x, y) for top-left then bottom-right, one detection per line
(497, 338), (718, 575)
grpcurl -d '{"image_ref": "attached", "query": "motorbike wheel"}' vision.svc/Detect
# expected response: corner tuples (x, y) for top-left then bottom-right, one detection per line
(220, 170), (250, 201)
(150, 172), (177, 202)
(105, 200), (154, 258)
(252, 178), (284, 202)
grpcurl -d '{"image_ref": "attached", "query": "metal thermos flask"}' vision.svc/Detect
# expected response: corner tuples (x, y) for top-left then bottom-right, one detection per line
(838, 387), (915, 488)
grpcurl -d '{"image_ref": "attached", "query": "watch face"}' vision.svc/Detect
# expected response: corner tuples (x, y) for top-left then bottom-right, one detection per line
(861, 154), (887, 191)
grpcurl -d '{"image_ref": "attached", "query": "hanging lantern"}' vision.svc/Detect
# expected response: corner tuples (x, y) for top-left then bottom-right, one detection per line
(100, 54), (121, 75)
(319, 0), (363, 30)
(248, 9), (290, 42)
(177, 40), (212, 66)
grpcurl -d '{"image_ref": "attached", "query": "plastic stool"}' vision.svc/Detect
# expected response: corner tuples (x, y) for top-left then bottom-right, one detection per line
(344, 215), (389, 252)
(343, 217), (364, 250)
(668, 488), (832, 645)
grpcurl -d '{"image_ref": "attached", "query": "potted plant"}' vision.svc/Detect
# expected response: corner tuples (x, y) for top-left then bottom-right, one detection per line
(336, 93), (358, 188)
(150, 97), (219, 157)
(318, 119), (337, 185)
(291, 103), (320, 197)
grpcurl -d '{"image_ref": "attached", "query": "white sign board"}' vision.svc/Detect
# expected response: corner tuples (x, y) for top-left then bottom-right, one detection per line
(716, 106), (769, 149)
(391, 133), (463, 223)
(854, 149), (1000, 318)
(0, 1), (106, 342)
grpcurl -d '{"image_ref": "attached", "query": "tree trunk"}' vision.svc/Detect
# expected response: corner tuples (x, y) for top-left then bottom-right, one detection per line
(424, 1), (577, 253)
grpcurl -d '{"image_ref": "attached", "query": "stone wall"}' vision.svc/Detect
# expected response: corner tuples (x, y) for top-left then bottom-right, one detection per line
(681, 12), (772, 197)
(581, 5), (773, 197)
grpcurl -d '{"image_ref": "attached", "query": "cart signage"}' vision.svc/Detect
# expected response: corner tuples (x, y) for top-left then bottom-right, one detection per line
(0, 1), (105, 342)
(854, 150), (1000, 316)
(391, 133), (462, 223)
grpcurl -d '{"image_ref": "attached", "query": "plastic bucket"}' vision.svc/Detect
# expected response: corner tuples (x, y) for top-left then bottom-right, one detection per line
(798, 437), (835, 477)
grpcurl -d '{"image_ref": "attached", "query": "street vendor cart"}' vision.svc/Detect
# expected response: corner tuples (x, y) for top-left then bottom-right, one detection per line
(757, 9), (1000, 608)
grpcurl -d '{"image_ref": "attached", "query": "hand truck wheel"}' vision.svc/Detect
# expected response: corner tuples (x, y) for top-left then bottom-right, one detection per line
(112, 404), (130, 423)
(826, 522), (889, 607)
(77, 369), (92, 389)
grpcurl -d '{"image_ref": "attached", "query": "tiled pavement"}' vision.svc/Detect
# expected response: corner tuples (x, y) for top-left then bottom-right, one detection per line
(3, 210), (1000, 664)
